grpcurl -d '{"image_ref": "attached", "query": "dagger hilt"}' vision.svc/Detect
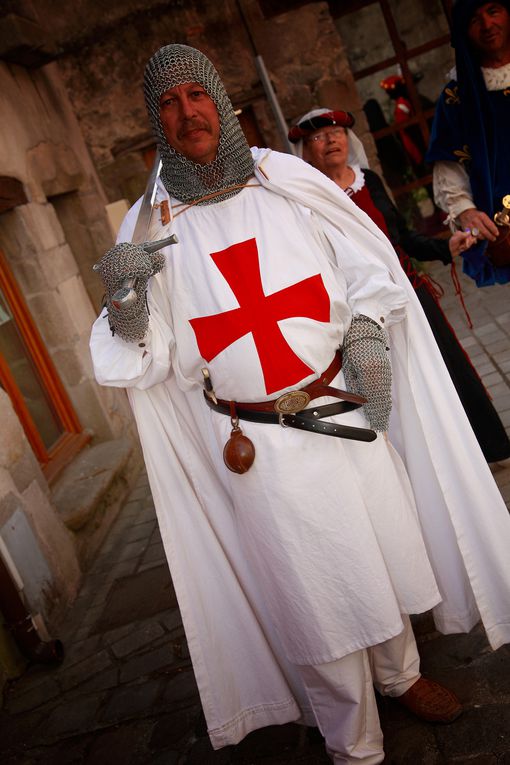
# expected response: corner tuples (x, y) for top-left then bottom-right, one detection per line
(109, 234), (178, 309)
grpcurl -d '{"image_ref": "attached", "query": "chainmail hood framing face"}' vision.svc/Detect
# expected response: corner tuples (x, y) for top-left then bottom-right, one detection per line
(144, 44), (254, 205)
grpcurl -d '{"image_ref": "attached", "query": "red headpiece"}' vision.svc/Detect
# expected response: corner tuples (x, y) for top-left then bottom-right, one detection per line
(288, 110), (355, 143)
(379, 75), (405, 92)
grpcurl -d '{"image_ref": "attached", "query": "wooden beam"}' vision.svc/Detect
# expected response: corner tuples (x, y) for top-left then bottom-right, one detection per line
(353, 34), (451, 79)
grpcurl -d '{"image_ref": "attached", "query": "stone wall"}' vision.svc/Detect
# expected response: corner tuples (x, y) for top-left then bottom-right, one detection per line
(5, 0), (452, 205)
(0, 61), (135, 442)
(240, 0), (380, 169)
(0, 62), (114, 309)
(40, 0), (378, 205)
(0, 59), (141, 647)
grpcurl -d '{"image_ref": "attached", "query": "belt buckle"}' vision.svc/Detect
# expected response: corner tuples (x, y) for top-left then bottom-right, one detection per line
(274, 390), (311, 414)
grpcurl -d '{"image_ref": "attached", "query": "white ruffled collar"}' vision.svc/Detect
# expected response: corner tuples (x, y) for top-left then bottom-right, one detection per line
(344, 165), (365, 196)
(481, 61), (510, 90)
(446, 62), (510, 90)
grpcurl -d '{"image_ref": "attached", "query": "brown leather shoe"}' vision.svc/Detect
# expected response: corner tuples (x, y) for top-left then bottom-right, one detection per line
(395, 677), (462, 723)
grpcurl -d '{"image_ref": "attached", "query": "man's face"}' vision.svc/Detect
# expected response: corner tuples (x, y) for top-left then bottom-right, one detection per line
(302, 126), (349, 176)
(159, 82), (220, 164)
(468, 3), (510, 61)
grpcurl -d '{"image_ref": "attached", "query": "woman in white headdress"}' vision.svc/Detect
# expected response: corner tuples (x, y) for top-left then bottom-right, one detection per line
(289, 108), (510, 465)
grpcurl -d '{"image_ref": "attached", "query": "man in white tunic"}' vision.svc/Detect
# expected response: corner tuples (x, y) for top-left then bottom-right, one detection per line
(90, 44), (510, 764)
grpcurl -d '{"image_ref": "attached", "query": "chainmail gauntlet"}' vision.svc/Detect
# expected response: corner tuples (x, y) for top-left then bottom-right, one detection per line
(94, 242), (165, 343)
(342, 314), (392, 431)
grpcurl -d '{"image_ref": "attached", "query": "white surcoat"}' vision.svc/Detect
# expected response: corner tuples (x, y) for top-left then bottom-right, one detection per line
(90, 148), (510, 749)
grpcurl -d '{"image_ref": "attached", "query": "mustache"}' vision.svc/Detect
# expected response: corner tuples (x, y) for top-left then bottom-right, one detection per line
(178, 119), (211, 139)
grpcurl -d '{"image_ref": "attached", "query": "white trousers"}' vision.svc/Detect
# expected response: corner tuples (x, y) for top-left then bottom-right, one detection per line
(298, 615), (420, 764)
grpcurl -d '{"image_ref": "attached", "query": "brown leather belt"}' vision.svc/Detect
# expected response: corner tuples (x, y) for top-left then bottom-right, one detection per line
(203, 351), (377, 442)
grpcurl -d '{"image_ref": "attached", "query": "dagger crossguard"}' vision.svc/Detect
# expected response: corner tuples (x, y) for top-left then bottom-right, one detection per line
(96, 234), (179, 310)
(92, 234), (179, 342)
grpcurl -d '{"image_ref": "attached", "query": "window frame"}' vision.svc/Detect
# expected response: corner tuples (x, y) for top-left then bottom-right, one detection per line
(0, 247), (89, 483)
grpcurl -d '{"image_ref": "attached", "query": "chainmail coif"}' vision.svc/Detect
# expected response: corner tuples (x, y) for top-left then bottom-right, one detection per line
(144, 44), (254, 205)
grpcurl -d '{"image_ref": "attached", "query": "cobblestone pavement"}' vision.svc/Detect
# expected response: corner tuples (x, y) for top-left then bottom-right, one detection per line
(1, 263), (510, 765)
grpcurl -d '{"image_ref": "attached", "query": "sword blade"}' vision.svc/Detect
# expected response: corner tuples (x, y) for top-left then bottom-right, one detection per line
(132, 150), (162, 244)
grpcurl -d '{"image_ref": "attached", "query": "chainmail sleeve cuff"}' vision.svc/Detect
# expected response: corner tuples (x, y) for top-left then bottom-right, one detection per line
(342, 314), (392, 432)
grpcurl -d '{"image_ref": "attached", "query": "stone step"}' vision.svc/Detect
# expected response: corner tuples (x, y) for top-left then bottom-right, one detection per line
(52, 439), (140, 567)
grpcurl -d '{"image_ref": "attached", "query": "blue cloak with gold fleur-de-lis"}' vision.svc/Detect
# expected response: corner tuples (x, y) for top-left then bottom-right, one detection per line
(427, 0), (510, 286)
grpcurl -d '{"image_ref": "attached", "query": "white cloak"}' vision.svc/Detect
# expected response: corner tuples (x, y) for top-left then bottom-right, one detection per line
(90, 148), (510, 749)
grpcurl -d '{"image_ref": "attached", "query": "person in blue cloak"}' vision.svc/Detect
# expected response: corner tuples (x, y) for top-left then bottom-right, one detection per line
(427, 0), (510, 286)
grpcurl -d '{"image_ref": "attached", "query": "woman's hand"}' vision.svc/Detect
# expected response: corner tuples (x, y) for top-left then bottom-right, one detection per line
(449, 230), (478, 257)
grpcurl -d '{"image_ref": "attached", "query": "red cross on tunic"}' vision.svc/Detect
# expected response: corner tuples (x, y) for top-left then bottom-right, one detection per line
(189, 238), (330, 394)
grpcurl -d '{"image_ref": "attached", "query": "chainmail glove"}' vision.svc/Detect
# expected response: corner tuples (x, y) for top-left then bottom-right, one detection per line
(342, 314), (392, 431)
(94, 242), (166, 343)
